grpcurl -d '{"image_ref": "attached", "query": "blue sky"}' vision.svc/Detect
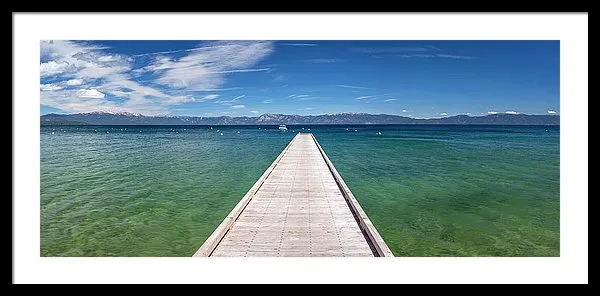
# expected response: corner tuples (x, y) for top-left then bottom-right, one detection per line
(40, 40), (559, 118)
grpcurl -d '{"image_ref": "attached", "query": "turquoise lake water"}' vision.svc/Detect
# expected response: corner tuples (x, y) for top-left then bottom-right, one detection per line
(40, 125), (559, 256)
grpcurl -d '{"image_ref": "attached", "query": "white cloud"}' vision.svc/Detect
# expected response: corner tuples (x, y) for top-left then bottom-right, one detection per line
(231, 104), (245, 109)
(439, 112), (448, 116)
(337, 84), (373, 90)
(402, 109), (407, 112)
(280, 43), (318, 47)
(179, 87), (241, 92)
(548, 110), (557, 114)
(355, 96), (375, 100)
(40, 41), (115, 77)
(288, 94), (297, 98)
(167, 96), (198, 104)
(262, 100), (273, 104)
(397, 53), (475, 59)
(466, 112), (471, 115)
(38, 40), (274, 116)
(250, 110), (260, 114)
(309, 58), (342, 63)
(351, 46), (435, 54)
(77, 88), (105, 99)
(40, 83), (62, 91)
(40, 61), (72, 77)
(65, 79), (83, 86)
(98, 55), (117, 62)
(505, 111), (519, 114)
(384, 99), (397, 102)
(215, 94), (245, 105)
(304, 107), (314, 110)
(295, 96), (316, 101)
(145, 41), (274, 90)
(202, 94), (219, 101)
(487, 111), (499, 115)
(435, 54), (474, 59)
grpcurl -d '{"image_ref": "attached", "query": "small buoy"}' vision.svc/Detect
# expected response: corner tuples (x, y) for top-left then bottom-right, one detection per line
(302, 128), (304, 130)
(355, 130), (357, 132)
(210, 127), (213, 130)
(120, 129), (123, 131)
(63, 130), (66, 133)
(183, 129), (186, 131)
(545, 129), (548, 132)
(346, 128), (349, 131)
(216, 129), (220, 132)
(94, 129), (97, 132)
(51, 131), (54, 134)
(220, 132), (223, 136)
(106, 131), (109, 134)
(378, 132), (382, 135)
(140, 130), (142, 133)
(176, 131), (179, 134)
(237, 131), (240, 134)
(308, 128), (310, 131)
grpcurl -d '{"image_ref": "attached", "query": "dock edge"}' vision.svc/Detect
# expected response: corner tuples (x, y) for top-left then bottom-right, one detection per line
(309, 133), (394, 257)
(193, 133), (301, 256)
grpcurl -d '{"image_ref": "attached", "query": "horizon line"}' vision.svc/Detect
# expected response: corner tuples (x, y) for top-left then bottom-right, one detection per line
(40, 111), (560, 119)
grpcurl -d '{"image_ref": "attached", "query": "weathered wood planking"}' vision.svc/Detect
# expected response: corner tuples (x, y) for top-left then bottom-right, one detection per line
(194, 132), (393, 257)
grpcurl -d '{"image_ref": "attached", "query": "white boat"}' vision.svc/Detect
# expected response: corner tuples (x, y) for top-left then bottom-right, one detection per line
(278, 124), (288, 131)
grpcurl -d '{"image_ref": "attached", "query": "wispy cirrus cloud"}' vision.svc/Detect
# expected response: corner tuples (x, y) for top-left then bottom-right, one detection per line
(351, 45), (475, 60)
(216, 94), (245, 105)
(288, 94), (316, 101)
(336, 84), (374, 90)
(355, 96), (375, 100)
(505, 111), (519, 114)
(180, 87), (242, 92)
(547, 110), (557, 114)
(77, 88), (105, 99)
(383, 99), (397, 102)
(280, 43), (318, 47)
(289, 94), (316, 101)
(308, 58), (343, 63)
(40, 83), (62, 91)
(139, 41), (274, 89)
(200, 94), (219, 101)
(231, 104), (245, 109)
(39, 40), (275, 115)
(288, 94), (306, 98)
(396, 53), (475, 59)
(350, 46), (438, 53)
(65, 79), (83, 86)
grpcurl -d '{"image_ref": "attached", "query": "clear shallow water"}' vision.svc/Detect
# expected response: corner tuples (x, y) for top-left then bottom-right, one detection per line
(40, 125), (559, 256)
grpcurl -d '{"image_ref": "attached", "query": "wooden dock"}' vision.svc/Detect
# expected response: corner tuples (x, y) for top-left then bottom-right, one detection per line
(194, 132), (393, 257)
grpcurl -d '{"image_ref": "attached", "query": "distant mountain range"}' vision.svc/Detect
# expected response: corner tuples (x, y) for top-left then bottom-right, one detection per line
(40, 111), (560, 125)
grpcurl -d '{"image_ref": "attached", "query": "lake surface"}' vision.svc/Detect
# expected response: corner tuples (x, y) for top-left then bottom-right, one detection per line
(40, 124), (559, 256)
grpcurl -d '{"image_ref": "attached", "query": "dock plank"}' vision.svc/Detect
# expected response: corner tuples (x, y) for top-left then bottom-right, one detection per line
(194, 133), (393, 257)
